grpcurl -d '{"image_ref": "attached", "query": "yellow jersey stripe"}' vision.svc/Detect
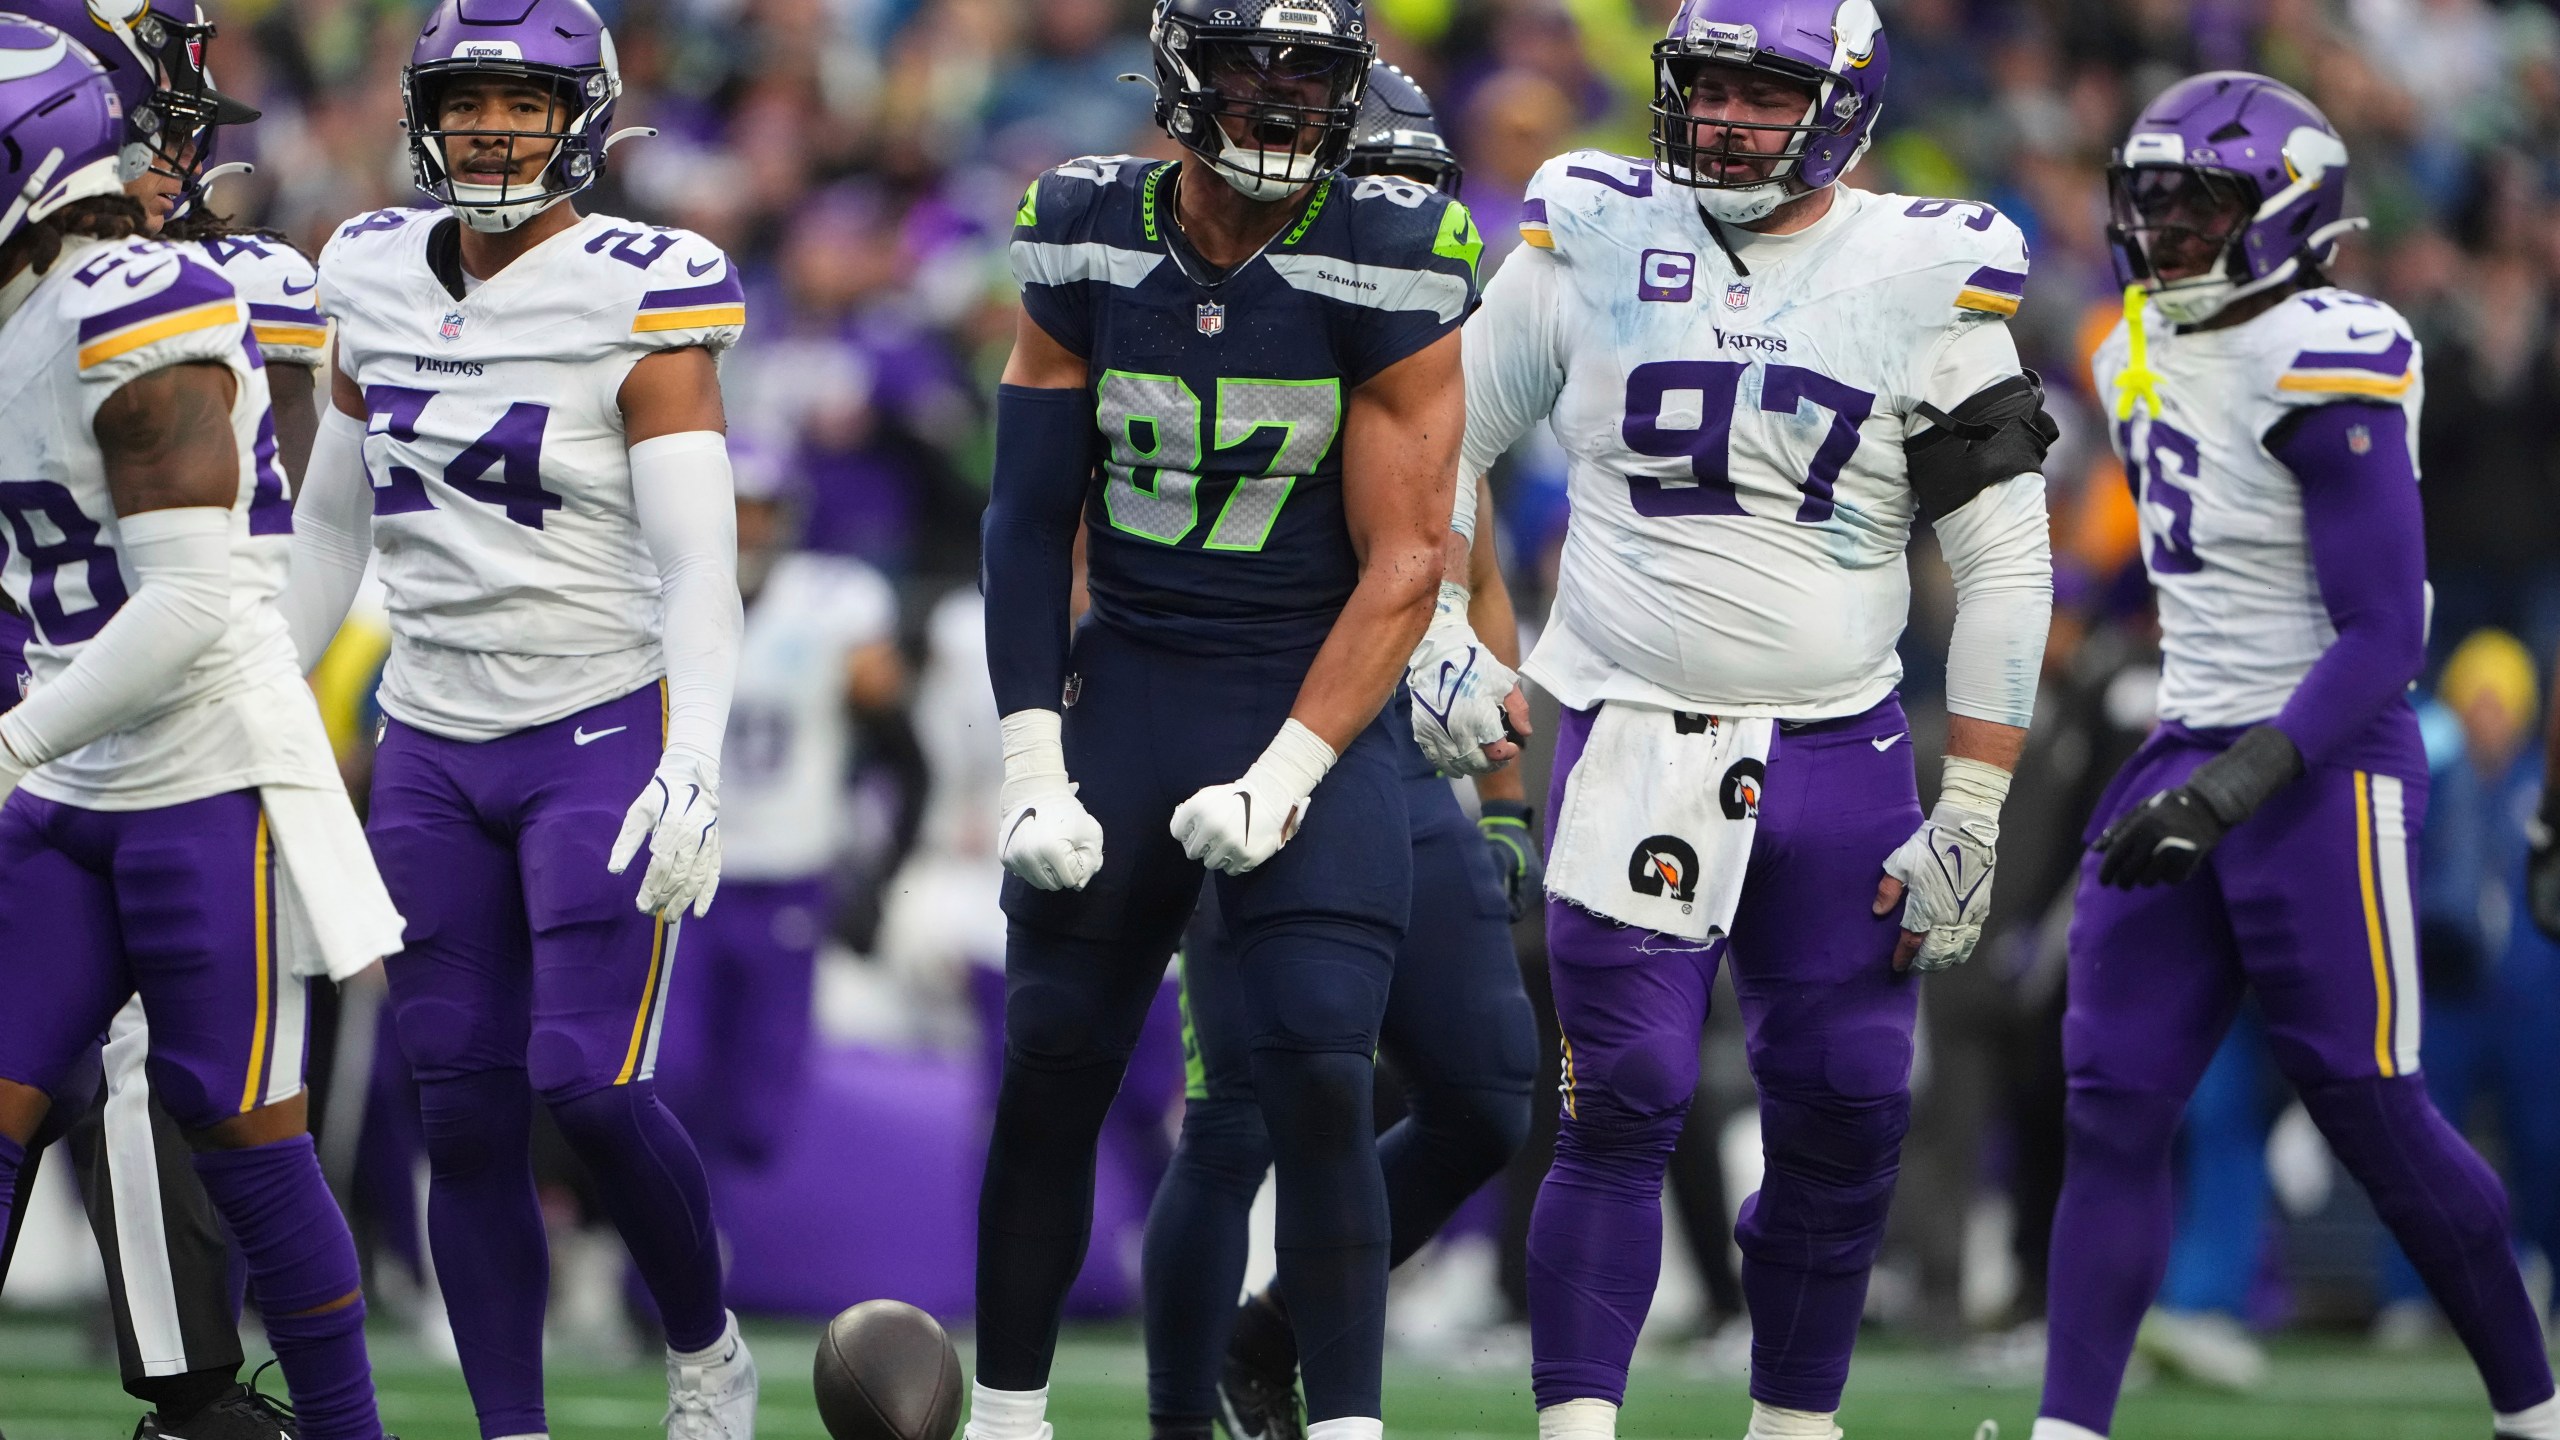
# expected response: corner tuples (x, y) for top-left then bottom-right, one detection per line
(1955, 288), (2022, 316)
(253, 322), (329, 351)
(632, 304), (746, 333)
(241, 813), (275, 1113)
(78, 301), (241, 370)
(1517, 225), (1555, 250)
(616, 917), (668, 1086)
(2354, 771), (2395, 1078)
(2276, 369), (2416, 398)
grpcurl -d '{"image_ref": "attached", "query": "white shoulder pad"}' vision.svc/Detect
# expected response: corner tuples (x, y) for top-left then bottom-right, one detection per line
(57, 240), (249, 405)
(616, 224), (745, 355)
(2256, 287), (2419, 408)
(1518, 150), (1667, 260)
(1872, 193), (2031, 321)
(186, 233), (324, 367)
(315, 207), (434, 327)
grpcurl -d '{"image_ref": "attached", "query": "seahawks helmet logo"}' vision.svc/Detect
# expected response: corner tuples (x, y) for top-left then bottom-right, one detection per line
(1628, 834), (1700, 903)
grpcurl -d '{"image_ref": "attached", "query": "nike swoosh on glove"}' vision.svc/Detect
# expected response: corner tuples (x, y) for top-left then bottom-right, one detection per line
(1407, 582), (1518, 777)
(1173, 719), (1336, 876)
(608, 746), (723, 919)
(1000, 786), (1107, 891)
(1478, 799), (1543, 923)
(1881, 800), (1999, 971)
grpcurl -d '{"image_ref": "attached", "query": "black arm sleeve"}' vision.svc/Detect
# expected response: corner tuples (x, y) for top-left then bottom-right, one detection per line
(981, 383), (1095, 716)
(1904, 369), (2061, 524)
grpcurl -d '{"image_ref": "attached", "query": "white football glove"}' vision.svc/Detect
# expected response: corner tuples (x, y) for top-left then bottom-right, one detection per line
(998, 709), (1106, 891)
(1878, 756), (2012, 972)
(1172, 719), (1336, 876)
(609, 746), (724, 919)
(1406, 582), (1519, 776)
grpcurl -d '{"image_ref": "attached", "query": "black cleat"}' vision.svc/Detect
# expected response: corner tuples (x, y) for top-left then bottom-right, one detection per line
(1214, 1292), (1304, 1440)
(136, 1370), (299, 1440)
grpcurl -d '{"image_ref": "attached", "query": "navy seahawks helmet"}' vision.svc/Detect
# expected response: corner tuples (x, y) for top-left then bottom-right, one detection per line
(1148, 0), (1373, 202)
(1341, 60), (1458, 195)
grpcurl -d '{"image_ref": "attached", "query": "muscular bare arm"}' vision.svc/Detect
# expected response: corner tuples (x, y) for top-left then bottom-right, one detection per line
(266, 362), (318, 495)
(1291, 330), (1461, 749)
(97, 362), (242, 514)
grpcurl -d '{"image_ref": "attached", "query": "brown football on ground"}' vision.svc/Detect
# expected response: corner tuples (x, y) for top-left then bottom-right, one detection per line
(814, 1299), (965, 1440)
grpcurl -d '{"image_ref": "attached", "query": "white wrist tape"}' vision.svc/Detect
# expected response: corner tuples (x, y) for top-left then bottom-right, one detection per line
(1243, 718), (1337, 799)
(1938, 754), (2014, 816)
(999, 708), (1071, 814)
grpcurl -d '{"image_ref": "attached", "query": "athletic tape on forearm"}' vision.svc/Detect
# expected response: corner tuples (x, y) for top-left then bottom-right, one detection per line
(1244, 718), (1337, 799)
(1936, 754), (2013, 816)
(998, 707), (1071, 816)
(282, 406), (373, 673)
(630, 429), (743, 766)
(0, 507), (232, 767)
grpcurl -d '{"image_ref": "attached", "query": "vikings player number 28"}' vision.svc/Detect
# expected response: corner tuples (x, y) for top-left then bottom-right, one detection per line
(1096, 371), (1343, 551)
(1622, 362), (1875, 522)
(0, 481), (127, 643)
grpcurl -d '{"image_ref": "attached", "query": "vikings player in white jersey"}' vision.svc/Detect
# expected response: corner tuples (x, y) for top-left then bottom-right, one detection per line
(281, 0), (756, 1434)
(2033, 73), (2560, 1440)
(0, 8), (345, 1432)
(0, 20), (402, 1439)
(1434, 1), (2058, 1436)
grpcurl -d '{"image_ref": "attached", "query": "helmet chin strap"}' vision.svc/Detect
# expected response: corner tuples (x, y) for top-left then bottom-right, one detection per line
(449, 181), (561, 233)
(1694, 180), (1787, 224)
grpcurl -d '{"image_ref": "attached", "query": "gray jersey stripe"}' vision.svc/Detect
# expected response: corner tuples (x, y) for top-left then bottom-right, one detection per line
(1010, 239), (1164, 290)
(1263, 255), (1470, 323)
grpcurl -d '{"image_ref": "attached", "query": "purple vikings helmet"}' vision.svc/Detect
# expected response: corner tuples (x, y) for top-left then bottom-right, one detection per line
(11, 0), (259, 215)
(404, 0), (643, 233)
(0, 17), (131, 258)
(2108, 72), (2360, 326)
(1652, 0), (1887, 224)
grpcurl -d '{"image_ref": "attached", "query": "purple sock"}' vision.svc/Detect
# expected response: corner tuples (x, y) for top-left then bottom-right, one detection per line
(189, 1135), (380, 1440)
(548, 1082), (726, 1352)
(420, 1070), (550, 1439)
(2040, 1081), (2186, 1432)
(2301, 1076), (2557, 1413)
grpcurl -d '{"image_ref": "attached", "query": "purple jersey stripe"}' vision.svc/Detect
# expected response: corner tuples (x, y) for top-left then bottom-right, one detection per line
(637, 269), (745, 312)
(1963, 265), (2027, 296)
(248, 301), (323, 325)
(2291, 334), (2414, 377)
(1521, 198), (1549, 224)
(77, 258), (237, 342)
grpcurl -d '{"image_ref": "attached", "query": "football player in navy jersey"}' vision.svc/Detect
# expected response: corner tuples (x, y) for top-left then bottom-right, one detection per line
(1136, 61), (1540, 1440)
(971, 2), (1483, 1438)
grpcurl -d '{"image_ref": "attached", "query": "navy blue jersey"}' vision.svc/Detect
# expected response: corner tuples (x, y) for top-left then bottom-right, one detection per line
(1011, 155), (1481, 656)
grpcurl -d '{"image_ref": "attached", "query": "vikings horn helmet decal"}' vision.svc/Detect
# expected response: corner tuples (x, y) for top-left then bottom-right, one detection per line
(0, 16), (129, 257)
(10, 0), (258, 215)
(404, 0), (643, 233)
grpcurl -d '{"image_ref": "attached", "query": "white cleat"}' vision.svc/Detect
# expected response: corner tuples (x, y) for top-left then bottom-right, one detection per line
(667, 1312), (759, 1440)
(2133, 1307), (2268, 1393)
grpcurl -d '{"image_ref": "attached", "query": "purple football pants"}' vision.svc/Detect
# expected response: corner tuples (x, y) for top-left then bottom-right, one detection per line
(1528, 697), (1921, 1414)
(2043, 724), (2555, 1433)
(0, 789), (382, 1439)
(370, 682), (726, 1438)
(657, 875), (826, 1169)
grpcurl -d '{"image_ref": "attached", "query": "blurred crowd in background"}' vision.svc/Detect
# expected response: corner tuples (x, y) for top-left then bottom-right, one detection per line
(11, 0), (2560, 1393)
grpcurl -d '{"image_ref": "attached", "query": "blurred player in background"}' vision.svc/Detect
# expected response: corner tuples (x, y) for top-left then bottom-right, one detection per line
(1139, 61), (1539, 1440)
(281, 0), (757, 1432)
(657, 441), (905, 1174)
(1449, 1), (2060, 1435)
(2040, 72), (2559, 1440)
(972, 0), (1481, 1435)
(0, 18), (401, 1438)
(0, 3), (338, 1431)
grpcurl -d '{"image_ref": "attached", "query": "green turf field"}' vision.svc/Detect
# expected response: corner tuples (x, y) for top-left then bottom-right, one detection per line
(0, 1317), (2502, 1440)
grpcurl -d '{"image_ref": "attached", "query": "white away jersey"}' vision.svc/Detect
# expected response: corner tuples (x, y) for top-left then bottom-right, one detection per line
(184, 231), (327, 368)
(1471, 153), (2034, 718)
(721, 553), (896, 880)
(2092, 287), (2424, 730)
(317, 207), (745, 741)
(0, 236), (322, 808)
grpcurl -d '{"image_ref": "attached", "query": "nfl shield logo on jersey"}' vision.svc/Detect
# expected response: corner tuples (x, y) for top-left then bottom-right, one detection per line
(1723, 282), (1752, 312)
(2347, 424), (2372, 455)
(1196, 302), (1225, 337)
(440, 310), (465, 341)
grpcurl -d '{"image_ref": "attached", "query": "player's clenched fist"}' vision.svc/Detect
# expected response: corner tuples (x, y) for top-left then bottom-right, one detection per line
(997, 709), (1106, 891)
(610, 747), (725, 919)
(1173, 719), (1337, 876)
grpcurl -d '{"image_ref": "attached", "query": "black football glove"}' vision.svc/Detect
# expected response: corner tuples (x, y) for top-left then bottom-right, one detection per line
(2094, 726), (2303, 889)
(1479, 799), (1543, 923)
(2529, 789), (2560, 942)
